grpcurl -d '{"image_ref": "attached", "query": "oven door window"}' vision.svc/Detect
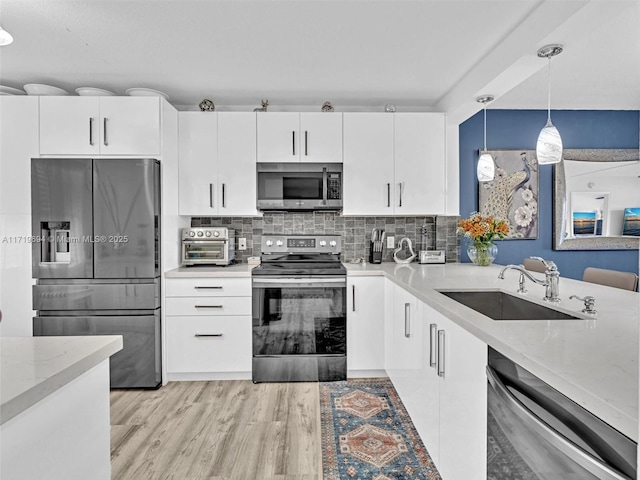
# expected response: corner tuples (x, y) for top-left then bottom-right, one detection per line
(253, 281), (346, 355)
(184, 242), (225, 261)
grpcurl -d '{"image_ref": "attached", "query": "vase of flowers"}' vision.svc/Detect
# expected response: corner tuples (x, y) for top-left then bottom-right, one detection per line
(457, 212), (509, 266)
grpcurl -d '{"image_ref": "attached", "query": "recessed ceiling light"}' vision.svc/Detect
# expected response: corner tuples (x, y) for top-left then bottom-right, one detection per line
(0, 27), (13, 46)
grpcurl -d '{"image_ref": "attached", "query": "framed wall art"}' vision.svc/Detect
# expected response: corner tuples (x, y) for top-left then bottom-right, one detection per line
(478, 149), (539, 239)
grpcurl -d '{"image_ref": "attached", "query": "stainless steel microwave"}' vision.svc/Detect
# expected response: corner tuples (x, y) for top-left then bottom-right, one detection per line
(256, 162), (343, 211)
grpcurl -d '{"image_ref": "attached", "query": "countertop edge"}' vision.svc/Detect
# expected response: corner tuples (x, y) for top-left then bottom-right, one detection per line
(0, 336), (123, 425)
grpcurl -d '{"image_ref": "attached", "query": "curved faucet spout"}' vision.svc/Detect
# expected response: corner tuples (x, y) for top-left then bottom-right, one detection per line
(498, 264), (546, 285)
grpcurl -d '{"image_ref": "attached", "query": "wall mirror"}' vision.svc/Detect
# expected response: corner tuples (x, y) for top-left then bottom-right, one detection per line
(553, 149), (640, 250)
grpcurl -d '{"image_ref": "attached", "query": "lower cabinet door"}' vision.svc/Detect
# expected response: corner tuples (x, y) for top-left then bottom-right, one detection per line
(346, 276), (385, 371)
(166, 315), (251, 373)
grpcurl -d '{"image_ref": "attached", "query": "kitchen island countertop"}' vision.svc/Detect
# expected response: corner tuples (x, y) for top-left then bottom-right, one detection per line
(346, 262), (639, 442)
(0, 335), (123, 425)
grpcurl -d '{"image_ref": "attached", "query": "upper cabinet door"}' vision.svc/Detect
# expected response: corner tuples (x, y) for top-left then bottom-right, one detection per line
(299, 113), (342, 163)
(40, 97), (101, 155)
(178, 112), (218, 216)
(256, 112), (300, 162)
(217, 112), (259, 215)
(99, 97), (160, 155)
(394, 113), (446, 215)
(343, 113), (394, 215)
(39, 96), (161, 156)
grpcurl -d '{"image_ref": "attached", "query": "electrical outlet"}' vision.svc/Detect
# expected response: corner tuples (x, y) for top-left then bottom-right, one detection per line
(238, 238), (247, 251)
(387, 236), (395, 248)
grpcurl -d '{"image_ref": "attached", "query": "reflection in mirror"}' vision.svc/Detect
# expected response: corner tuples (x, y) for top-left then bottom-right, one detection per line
(553, 149), (640, 250)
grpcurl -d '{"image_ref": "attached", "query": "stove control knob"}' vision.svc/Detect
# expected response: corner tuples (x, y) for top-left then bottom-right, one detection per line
(213, 231), (220, 237)
(205, 231), (212, 237)
(189, 231), (195, 238)
(197, 231), (204, 237)
(276, 240), (284, 247)
(329, 240), (337, 247)
(266, 240), (274, 247)
(319, 240), (327, 247)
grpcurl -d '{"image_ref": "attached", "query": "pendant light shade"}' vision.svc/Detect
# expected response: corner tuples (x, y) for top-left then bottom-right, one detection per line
(0, 27), (13, 46)
(536, 44), (563, 165)
(476, 95), (495, 182)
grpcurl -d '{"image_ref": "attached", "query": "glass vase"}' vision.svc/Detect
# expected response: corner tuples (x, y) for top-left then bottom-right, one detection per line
(467, 242), (498, 266)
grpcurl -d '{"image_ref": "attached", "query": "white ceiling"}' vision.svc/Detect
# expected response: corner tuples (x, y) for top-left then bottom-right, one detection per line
(0, 0), (638, 122)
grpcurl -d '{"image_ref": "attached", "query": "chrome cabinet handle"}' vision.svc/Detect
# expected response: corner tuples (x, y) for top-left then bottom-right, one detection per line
(387, 183), (391, 207)
(292, 131), (296, 156)
(429, 323), (437, 367)
(222, 183), (226, 208)
(195, 305), (223, 309)
(194, 286), (222, 290)
(195, 333), (223, 337)
(437, 330), (445, 377)
(89, 118), (94, 145)
(103, 118), (108, 146)
(398, 182), (403, 207)
(209, 184), (214, 208)
(305, 130), (308, 156)
(352, 285), (356, 312)
(404, 302), (410, 338)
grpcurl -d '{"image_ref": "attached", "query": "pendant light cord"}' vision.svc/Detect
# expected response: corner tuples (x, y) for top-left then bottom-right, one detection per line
(547, 57), (552, 122)
(483, 106), (487, 151)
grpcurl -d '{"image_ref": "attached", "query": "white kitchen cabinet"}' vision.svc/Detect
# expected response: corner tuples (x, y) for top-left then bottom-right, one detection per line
(164, 277), (252, 379)
(217, 112), (259, 215)
(178, 112), (258, 216)
(342, 112), (446, 215)
(418, 302), (487, 480)
(39, 96), (161, 155)
(178, 112), (218, 216)
(394, 113), (446, 215)
(346, 276), (385, 373)
(343, 113), (395, 215)
(257, 112), (342, 163)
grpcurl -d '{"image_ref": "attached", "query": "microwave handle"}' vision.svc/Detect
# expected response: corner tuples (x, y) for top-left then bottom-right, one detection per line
(322, 167), (328, 206)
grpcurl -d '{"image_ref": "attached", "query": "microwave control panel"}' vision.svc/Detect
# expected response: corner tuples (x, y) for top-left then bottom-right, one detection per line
(327, 173), (341, 200)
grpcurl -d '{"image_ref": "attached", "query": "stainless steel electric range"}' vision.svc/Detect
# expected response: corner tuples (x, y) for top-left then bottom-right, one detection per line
(251, 234), (347, 383)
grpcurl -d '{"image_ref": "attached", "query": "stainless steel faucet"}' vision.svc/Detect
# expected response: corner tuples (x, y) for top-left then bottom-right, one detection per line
(498, 256), (561, 303)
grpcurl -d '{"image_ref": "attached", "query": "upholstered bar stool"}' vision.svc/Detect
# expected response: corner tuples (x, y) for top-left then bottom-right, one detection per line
(583, 267), (639, 292)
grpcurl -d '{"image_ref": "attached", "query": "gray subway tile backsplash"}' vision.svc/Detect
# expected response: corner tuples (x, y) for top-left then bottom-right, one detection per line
(192, 213), (460, 264)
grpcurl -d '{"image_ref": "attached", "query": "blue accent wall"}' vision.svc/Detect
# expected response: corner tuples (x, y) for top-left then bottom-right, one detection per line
(459, 110), (639, 280)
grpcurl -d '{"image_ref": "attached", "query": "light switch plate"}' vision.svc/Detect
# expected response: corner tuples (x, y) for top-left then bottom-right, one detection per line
(387, 236), (395, 248)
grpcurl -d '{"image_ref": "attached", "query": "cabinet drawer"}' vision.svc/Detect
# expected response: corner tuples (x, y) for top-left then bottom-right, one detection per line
(165, 296), (251, 316)
(166, 315), (252, 373)
(165, 277), (251, 297)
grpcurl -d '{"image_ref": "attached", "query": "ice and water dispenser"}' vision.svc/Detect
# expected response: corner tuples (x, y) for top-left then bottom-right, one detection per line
(40, 221), (71, 263)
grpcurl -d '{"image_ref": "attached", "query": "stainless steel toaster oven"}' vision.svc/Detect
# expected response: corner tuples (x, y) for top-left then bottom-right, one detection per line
(181, 227), (235, 266)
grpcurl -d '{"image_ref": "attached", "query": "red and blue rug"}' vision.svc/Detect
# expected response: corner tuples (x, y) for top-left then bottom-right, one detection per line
(320, 378), (441, 480)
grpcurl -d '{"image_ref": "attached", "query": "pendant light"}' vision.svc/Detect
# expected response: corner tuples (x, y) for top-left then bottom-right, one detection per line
(476, 95), (495, 182)
(536, 44), (564, 165)
(0, 27), (13, 46)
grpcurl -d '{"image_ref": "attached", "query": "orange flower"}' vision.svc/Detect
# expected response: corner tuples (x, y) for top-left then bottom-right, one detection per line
(457, 212), (509, 243)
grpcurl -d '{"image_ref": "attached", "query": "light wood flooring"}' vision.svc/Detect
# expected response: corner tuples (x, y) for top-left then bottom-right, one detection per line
(110, 381), (323, 480)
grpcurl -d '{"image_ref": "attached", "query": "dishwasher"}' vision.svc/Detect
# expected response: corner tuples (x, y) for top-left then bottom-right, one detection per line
(487, 347), (636, 480)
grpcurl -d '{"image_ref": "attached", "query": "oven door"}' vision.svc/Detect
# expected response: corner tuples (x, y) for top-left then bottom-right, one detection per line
(252, 276), (346, 382)
(182, 240), (228, 265)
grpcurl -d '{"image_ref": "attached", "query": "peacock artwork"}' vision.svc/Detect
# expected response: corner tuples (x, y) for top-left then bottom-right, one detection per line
(478, 150), (539, 239)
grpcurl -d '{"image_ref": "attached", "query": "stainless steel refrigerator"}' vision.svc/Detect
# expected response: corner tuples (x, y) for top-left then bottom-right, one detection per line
(31, 158), (161, 389)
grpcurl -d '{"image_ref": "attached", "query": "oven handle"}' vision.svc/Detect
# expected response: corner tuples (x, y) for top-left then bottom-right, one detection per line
(486, 366), (631, 480)
(252, 277), (346, 288)
(183, 239), (228, 245)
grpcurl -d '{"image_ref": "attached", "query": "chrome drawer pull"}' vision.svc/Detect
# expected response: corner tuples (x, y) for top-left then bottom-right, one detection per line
(194, 286), (223, 290)
(195, 333), (223, 337)
(195, 305), (223, 309)
(429, 323), (437, 368)
(437, 330), (445, 377)
(404, 302), (411, 338)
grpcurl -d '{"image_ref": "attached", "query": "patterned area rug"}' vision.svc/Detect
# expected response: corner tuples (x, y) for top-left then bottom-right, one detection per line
(487, 411), (537, 480)
(320, 378), (441, 480)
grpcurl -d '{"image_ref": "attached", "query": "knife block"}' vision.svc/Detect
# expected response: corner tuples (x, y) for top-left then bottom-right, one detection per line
(369, 242), (383, 264)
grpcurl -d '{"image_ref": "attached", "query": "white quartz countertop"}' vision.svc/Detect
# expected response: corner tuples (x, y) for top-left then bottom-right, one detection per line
(346, 262), (640, 441)
(165, 264), (254, 277)
(0, 335), (123, 425)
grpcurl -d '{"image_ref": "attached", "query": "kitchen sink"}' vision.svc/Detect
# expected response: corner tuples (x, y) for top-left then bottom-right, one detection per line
(438, 290), (581, 321)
